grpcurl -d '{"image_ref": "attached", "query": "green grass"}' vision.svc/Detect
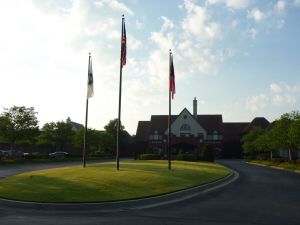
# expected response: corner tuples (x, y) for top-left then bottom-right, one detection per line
(0, 160), (230, 203)
(249, 160), (300, 171)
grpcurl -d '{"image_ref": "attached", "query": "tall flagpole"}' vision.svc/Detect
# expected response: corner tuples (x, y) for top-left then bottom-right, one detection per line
(116, 52), (122, 171)
(83, 53), (94, 168)
(83, 98), (88, 168)
(117, 15), (126, 170)
(168, 49), (172, 170)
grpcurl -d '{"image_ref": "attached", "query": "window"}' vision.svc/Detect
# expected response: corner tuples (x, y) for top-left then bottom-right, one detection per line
(180, 124), (191, 131)
(213, 131), (218, 140)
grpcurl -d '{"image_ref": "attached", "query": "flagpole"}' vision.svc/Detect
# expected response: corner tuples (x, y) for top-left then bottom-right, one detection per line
(83, 53), (92, 168)
(116, 58), (122, 171)
(117, 15), (125, 170)
(83, 98), (88, 168)
(168, 49), (172, 170)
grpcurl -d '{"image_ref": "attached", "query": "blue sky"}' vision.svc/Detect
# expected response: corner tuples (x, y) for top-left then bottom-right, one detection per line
(0, 0), (299, 134)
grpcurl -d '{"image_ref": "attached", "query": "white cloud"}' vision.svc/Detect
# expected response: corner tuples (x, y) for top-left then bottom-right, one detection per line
(95, 0), (134, 15)
(275, 0), (286, 13)
(160, 16), (174, 32)
(272, 94), (284, 106)
(246, 94), (268, 112)
(182, 0), (220, 41)
(248, 8), (266, 22)
(206, 0), (251, 9)
(128, 34), (142, 50)
(270, 83), (282, 93)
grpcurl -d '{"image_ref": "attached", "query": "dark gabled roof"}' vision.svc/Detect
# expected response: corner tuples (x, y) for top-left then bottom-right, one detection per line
(241, 117), (270, 134)
(69, 121), (84, 129)
(223, 122), (249, 141)
(197, 115), (223, 133)
(135, 121), (151, 142)
(150, 115), (176, 133)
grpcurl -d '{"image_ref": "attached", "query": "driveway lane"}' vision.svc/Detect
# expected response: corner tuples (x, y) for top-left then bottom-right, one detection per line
(0, 160), (299, 225)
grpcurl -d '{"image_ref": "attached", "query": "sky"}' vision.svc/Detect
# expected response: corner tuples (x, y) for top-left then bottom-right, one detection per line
(0, 0), (299, 135)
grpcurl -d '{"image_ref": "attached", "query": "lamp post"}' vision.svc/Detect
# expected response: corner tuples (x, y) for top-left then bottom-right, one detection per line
(198, 138), (203, 160)
(163, 139), (167, 159)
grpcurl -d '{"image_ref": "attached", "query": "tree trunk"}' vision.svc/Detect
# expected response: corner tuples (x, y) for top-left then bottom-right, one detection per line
(270, 151), (273, 160)
(288, 149), (292, 161)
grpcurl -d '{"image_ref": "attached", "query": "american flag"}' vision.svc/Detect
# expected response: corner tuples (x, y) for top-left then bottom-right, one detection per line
(121, 16), (126, 67)
(169, 51), (175, 99)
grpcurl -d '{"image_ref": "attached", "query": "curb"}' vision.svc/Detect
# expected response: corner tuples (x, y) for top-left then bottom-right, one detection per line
(246, 162), (300, 174)
(0, 170), (239, 213)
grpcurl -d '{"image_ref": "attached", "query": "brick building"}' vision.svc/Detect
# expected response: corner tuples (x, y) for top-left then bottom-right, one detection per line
(135, 98), (270, 158)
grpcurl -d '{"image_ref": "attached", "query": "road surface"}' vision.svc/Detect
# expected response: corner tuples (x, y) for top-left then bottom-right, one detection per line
(0, 160), (299, 225)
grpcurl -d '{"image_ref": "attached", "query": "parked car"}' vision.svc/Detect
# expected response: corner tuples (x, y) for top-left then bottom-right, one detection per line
(0, 150), (11, 159)
(49, 151), (69, 159)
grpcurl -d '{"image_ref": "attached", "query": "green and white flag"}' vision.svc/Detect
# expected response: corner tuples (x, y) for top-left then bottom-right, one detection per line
(87, 53), (94, 98)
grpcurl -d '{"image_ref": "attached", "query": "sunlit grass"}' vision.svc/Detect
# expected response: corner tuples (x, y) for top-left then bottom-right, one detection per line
(0, 160), (230, 202)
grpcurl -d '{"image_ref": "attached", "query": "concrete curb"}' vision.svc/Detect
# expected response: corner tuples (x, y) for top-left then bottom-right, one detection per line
(0, 169), (239, 213)
(246, 162), (300, 174)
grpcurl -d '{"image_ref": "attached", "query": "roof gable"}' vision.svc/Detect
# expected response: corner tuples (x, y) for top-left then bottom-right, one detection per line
(164, 108), (207, 136)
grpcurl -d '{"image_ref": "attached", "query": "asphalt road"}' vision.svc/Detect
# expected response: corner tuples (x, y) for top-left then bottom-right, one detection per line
(0, 160), (299, 225)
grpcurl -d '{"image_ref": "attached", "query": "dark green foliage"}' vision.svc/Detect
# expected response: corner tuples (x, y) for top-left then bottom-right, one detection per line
(0, 106), (39, 148)
(139, 154), (161, 160)
(202, 145), (215, 162)
(176, 153), (197, 161)
(38, 121), (74, 151)
(241, 127), (265, 158)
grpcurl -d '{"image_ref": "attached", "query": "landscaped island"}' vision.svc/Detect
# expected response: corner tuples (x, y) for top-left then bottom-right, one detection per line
(0, 160), (230, 203)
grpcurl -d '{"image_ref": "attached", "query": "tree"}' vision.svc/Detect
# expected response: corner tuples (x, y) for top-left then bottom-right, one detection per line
(0, 106), (39, 149)
(104, 119), (130, 153)
(38, 121), (74, 151)
(272, 111), (300, 161)
(288, 119), (300, 153)
(73, 128), (115, 155)
(241, 127), (264, 158)
(104, 119), (125, 138)
(254, 129), (276, 160)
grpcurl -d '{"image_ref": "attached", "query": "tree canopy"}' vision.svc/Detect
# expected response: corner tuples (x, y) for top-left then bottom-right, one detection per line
(0, 106), (39, 148)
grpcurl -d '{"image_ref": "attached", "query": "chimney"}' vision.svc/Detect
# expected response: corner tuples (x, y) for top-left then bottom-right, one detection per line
(193, 97), (197, 118)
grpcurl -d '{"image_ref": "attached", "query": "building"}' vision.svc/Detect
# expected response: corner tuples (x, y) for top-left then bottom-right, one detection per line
(66, 117), (84, 131)
(135, 98), (270, 158)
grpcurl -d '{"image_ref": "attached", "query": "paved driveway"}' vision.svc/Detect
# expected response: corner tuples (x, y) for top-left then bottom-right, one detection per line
(0, 160), (299, 225)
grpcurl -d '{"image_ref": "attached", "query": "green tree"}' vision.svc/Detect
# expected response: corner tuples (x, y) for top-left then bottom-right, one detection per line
(0, 106), (39, 149)
(104, 119), (129, 153)
(104, 119), (125, 138)
(73, 128), (115, 155)
(241, 127), (264, 158)
(272, 111), (300, 161)
(288, 118), (300, 153)
(254, 129), (276, 160)
(38, 121), (74, 151)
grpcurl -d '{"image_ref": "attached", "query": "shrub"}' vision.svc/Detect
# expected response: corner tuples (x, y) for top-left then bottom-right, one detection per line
(176, 153), (197, 161)
(139, 154), (161, 160)
(202, 145), (215, 162)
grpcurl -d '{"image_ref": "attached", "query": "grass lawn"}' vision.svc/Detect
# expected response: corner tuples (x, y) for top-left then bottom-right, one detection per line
(0, 160), (230, 203)
(249, 160), (300, 171)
